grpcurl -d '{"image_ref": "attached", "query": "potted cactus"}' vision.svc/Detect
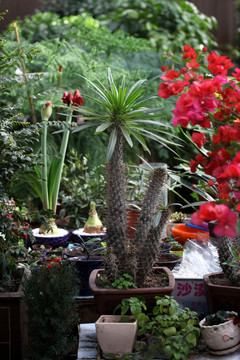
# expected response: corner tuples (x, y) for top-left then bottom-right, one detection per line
(203, 227), (240, 316)
(69, 69), (180, 313)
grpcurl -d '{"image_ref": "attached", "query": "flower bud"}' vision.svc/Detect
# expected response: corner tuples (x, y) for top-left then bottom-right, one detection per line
(41, 101), (52, 121)
(62, 91), (73, 106)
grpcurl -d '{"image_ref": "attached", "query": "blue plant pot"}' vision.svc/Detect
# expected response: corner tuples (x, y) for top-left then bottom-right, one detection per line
(32, 228), (70, 249)
(66, 256), (104, 296)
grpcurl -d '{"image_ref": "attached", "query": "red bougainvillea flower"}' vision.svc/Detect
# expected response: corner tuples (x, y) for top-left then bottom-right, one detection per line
(191, 132), (206, 148)
(232, 67), (240, 81)
(213, 208), (238, 238)
(158, 45), (240, 237)
(218, 181), (231, 200)
(192, 203), (238, 237)
(58, 65), (63, 72)
(207, 51), (234, 75)
(219, 164), (240, 179)
(160, 69), (180, 81)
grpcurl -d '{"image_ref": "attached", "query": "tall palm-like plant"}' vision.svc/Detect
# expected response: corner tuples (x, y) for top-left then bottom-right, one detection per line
(71, 69), (182, 286)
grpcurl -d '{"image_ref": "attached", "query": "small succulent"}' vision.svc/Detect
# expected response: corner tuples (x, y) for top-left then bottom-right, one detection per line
(170, 212), (186, 223)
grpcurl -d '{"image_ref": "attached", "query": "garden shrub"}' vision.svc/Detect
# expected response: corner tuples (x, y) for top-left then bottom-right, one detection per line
(40, 0), (218, 53)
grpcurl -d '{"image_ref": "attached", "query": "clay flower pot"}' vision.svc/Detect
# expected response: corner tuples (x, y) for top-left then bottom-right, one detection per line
(89, 267), (175, 315)
(95, 315), (137, 357)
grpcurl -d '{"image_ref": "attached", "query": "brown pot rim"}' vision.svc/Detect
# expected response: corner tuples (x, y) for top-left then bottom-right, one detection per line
(89, 267), (175, 294)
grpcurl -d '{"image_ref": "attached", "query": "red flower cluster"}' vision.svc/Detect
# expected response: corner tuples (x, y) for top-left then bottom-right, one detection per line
(158, 45), (240, 237)
(62, 89), (83, 107)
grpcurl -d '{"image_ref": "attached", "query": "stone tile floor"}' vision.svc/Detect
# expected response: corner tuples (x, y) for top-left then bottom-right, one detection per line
(78, 323), (240, 360)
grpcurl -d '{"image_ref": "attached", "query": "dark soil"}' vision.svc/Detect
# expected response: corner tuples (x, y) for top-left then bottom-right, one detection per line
(210, 272), (236, 286)
(95, 269), (169, 288)
(1, 269), (23, 293)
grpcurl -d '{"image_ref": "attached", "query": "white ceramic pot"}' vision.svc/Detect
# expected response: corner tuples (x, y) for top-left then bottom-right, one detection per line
(95, 315), (137, 356)
(199, 311), (240, 352)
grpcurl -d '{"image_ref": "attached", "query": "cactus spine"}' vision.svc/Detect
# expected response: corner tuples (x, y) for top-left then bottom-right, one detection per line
(104, 140), (170, 286)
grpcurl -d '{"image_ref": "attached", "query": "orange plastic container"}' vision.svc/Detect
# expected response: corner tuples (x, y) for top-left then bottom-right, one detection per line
(172, 224), (209, 245)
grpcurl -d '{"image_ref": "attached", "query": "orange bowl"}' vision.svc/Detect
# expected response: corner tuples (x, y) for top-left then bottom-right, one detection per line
(172, 224), (209, 244)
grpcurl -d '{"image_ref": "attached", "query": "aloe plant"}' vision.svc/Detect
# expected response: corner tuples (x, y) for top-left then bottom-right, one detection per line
(71, 69), (182, 286)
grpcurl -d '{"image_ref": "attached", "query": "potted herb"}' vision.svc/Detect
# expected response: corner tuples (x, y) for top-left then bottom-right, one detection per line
(114, 295), (200, 360)
(70, 69), (181, 313)
(199, 310), (240, 355)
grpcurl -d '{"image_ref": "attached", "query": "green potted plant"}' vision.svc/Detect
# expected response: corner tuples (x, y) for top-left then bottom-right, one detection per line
(199, 310), (240, 355)
(22, 261), (79, 360)
(114, 295), (200, 360)
(26, 90), (84, 248)
(66, 236), (105, 296)
(69, 69), (181, 313)
(162, 237), (184, 257)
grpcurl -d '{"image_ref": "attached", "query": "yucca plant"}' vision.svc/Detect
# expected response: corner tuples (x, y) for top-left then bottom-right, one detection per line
(68, 68), (182, 287)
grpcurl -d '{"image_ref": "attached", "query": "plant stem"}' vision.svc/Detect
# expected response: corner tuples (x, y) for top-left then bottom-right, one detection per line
(13, 22), (36, 124)
(51, 110), (72, 213)
(41, 121), (49, 210)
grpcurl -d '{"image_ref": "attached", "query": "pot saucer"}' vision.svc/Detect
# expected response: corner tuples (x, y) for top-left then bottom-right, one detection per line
(209, 342), (240, 355)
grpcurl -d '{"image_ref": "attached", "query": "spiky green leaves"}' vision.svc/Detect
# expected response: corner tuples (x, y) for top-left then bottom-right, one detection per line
(72, 68), (179, 161)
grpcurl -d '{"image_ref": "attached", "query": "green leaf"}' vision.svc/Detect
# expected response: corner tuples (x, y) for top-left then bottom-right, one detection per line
(153, 210), (162, 228)
(163, 326), (176, 336)
(185, 332), (197, 346)
(48, 156), (62, 209)
(107, 128), (117, 161)
(95, 122), (112, 134)
(23, 172), (42, 200)
(121, 126), (133, 147)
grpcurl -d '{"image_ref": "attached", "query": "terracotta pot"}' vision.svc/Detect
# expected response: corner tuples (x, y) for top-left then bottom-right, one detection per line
(89, 267), (175, 315)
(126, 207), (140, 239)
(95, 315), (137, 356)
(199, 311), (240, 354)
(203, 272), (240, 315)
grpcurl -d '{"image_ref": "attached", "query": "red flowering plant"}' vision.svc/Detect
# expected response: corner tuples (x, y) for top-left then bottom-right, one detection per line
(25, 90), (83, 234)
(158, 45), (240, 239)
